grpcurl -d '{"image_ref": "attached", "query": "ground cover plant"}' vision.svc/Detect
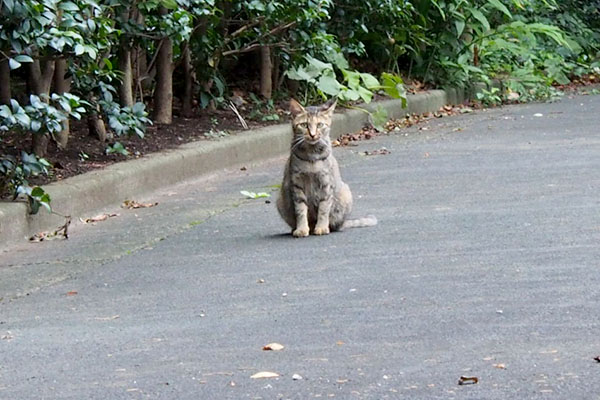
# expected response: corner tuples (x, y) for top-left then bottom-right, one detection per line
(1, 0), (599, 212)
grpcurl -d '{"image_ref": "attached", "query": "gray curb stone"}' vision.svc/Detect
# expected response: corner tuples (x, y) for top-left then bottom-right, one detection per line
(0, 89), (465, 249)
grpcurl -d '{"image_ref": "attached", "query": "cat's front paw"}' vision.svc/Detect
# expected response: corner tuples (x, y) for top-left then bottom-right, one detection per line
(313, 226), (330, 235)
(293, 228), (310, 238)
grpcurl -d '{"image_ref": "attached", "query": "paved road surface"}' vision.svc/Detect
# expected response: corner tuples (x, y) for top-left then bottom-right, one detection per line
(1, 93), (599, 399)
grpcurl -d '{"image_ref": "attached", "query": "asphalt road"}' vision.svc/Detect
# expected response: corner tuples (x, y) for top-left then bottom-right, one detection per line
(1, 93), (600, 399)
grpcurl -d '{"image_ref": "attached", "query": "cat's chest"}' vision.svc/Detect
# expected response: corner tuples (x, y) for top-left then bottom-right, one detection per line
(295, 158), (328, 175)
(291, 159), (333, 191)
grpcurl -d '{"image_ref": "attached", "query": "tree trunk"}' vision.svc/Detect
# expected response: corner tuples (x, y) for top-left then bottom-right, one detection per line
(181, 43), (194, 118)
(0, 56), (10, 105)
(88, 109), (109, 142)
(132, 10), (149, 101)
(27, 59), (55, 96)
(287, 78), (299, 97)
(259, 45), (272, 100)
(272, 49), (281, 92)
(53, 58), (70, 149)
(118, 43), (134, 108)
(28, 58), (56, 157)
(32, 134), (50, 158)
(118, 6), (134, 107)
(153, 6), (173, 124)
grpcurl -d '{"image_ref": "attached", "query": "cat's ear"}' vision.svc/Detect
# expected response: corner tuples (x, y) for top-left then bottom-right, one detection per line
(289, 98), (306, 117)
(319, 98), (337, 117)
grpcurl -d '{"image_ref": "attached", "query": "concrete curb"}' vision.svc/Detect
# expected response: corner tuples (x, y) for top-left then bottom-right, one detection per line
(0, 88), (466, 249)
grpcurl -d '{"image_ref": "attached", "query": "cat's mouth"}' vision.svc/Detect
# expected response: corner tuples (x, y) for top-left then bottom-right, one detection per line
(304, 137), (321, 145)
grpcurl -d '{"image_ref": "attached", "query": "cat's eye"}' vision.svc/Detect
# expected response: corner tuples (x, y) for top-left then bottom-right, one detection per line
(317, 122), (325, 129)
(298, 122), (308, 128)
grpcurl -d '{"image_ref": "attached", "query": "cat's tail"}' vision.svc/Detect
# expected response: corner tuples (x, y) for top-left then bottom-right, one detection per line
(341, 215), (378, 230)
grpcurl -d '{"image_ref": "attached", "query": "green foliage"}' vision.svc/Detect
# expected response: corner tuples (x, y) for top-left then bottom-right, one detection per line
(105, 142), (129, 156)
(0, 152), (52, 214)
(100, 90), (152, 138)
(476, 87), (502, 107)
(0, 92), (87, 212)
(404, 0), (600, 100)
(286, 54), (407, 106)
(0, 94), (86, 139)
(286, 54), (407, 130)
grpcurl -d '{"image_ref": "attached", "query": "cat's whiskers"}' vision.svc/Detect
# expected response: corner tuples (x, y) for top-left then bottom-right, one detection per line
(291, 136), (305, 152)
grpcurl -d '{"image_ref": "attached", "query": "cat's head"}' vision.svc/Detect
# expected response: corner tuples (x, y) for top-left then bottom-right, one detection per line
(290, 98), (337, 145)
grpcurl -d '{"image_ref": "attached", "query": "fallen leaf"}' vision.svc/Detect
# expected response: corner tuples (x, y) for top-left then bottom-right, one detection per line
(250, 371), (280, 379)
(122, 200), (158, 209)
(263, 343), (284, 351)
(94, 315), (120, 321)
(81, 213), (119, 224)
(336, 340), (345, 346)
(29, 217), (71, 241)
(458, 376), (478, 385)
(29, 232), (48, 242)
(67, 291), (78, 296)
(240, 190), (270, 199)
(363, 147), (391, 156)
(493, 363), (506, 369)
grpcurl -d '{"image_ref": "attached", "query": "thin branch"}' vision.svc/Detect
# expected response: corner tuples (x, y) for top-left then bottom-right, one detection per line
(144, 39), (164, 78)
(221, 20), (297, 57)
(228, 101), (248, 129)
(222, 42), (287, 57)
(223, 18), (265, 46)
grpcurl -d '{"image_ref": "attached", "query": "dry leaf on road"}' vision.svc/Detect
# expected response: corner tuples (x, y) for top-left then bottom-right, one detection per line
(458, 376), (479, 385)
(29, 217), (71, 241)
(81, 213), (119, 224)
(363, 147), (391, 156)
(122, 200), (158, 209)
(250, 371), (280, 379)
(94, 315), (120, 321)
(263, 343), (284, 351)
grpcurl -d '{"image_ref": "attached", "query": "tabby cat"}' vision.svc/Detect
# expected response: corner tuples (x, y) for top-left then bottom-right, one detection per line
(277, 98), (377, 237)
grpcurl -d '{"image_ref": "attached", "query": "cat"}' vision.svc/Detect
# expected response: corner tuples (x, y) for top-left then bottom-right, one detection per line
(276, 98), (377, 237)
